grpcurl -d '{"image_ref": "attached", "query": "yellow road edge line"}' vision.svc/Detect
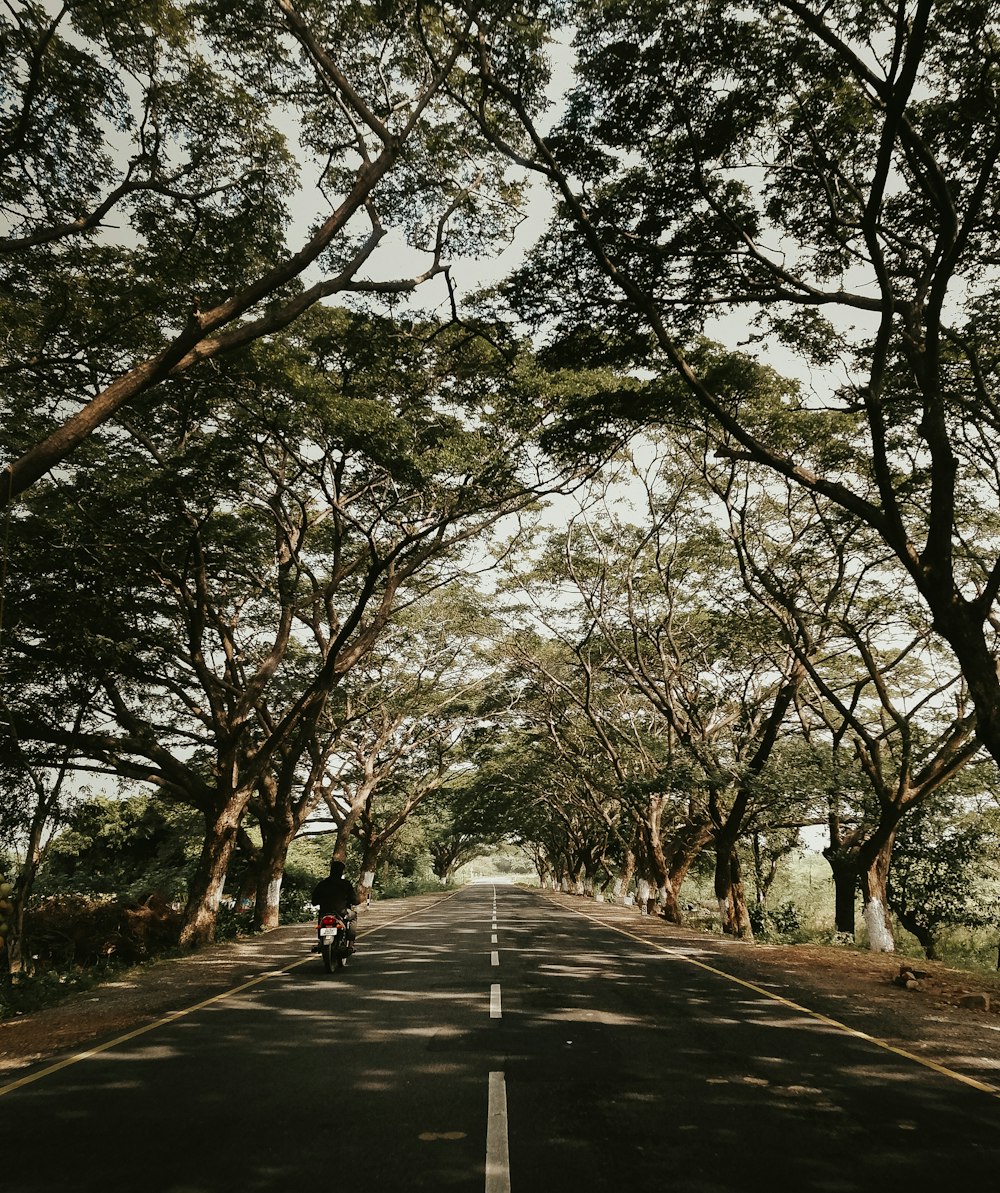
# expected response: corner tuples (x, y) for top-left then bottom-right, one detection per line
(0, 970), (274, 1099)
(0, 889), (462, 1100)
(563, 900), (1000, 1100)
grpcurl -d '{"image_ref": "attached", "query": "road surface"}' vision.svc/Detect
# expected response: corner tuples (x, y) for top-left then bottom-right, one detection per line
(2, 884), (998, 1191)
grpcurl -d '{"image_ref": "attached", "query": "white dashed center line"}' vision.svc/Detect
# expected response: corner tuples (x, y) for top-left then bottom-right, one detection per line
(486, 1071), (511, 1193)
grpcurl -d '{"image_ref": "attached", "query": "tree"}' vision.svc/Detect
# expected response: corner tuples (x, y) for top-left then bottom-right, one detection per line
(423, 794), (514, 883)
(711, 448), (982, 948)
(0, 760), (72, 975)
(0, 681), (97, 973)
(0, 0), (542, 501)
(887, 781), (1000, 960)
(422, 797), (490, 883)
(516, 452), (805, 936)
(35, 794), (201, 902)
(470, 0), (1000, 776)
(310, 585), (498, 900)
(422, 719), (567, 883)
(449, 696), (627, 893)
(496, 621), (669, 903)
(0, 310), (573, 945)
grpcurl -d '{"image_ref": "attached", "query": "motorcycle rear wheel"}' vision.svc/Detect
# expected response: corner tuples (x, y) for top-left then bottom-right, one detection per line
(321, 942), (336, 973)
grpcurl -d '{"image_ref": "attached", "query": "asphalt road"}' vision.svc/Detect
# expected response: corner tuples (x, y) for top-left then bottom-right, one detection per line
(3, 884), (999, 1192)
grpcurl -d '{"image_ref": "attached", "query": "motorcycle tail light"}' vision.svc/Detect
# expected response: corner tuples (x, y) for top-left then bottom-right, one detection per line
(320, 915), (336, 927)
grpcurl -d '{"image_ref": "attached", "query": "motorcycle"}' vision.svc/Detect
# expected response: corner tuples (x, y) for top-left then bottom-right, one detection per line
(316, 912), (353, 973)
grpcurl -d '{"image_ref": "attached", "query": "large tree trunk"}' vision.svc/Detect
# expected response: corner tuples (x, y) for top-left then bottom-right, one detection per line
(328, 792), (371, 863)
(332, 817), (357, 862)
(616, 847), (636, 900)
(251, 764), (326, 930)
(825, 854), (859, 935)
(582, 850), (602, 898)
(356, 840), (381, 904)
(529, 846), (552, 887)
(566, 853), (585, 894)
(715, 846), (754, 940)
(927, 600), (1000, 774)
(656, 882), (681, 921)
(251, 770), (305, 931)
(179, 803), (245, 948)
(639, 797), (683, 923)
(859, 832), (897, 953)
(729, 852), (754, 938)
(666, 817), (714, 911)
(833, 868), (858, 935)
(253, 826), (293, 931)
(823, 805), (862, 935)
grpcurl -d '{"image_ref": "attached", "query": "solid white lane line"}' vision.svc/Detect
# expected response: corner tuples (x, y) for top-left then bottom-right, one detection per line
(490, 983), (502, 1018)
(491, 951), (500, 967)
(486, 1072), (511, 1193)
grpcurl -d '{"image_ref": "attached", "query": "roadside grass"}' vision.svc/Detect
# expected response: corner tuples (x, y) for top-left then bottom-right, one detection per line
(679, 848), (1000, 976)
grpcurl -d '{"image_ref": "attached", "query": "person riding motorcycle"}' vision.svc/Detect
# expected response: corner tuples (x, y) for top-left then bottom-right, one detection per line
(311, 859), (358, 950)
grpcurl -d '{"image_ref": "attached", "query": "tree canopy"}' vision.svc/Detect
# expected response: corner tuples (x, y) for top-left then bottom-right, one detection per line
(474, 0), (1000, 771)
(4, 1), (1000, 972)
(0, 0), (547, 500)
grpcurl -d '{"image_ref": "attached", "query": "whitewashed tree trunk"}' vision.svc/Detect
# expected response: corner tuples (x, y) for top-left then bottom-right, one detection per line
(357, 870), (376, 905)
(260, 876), (282, 927)
(863, 897), (895, 952)
(637, 879), (650, 912)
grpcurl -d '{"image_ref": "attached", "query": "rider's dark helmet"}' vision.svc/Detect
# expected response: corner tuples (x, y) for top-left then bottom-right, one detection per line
(330, 859), (346, 879)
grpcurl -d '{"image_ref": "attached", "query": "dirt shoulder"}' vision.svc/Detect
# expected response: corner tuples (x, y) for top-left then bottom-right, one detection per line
(3, 888), (1000, 1096)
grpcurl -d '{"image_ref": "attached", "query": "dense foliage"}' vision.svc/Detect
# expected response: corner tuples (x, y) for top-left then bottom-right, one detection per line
(3, 2), (1000, 987)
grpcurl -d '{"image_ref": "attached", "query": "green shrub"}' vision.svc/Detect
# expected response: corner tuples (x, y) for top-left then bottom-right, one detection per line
(771, 900), (802, 935)
(22, 893), (182, 969)
(747, 900), (801, 939)
(0, 968), (102, 1018)
(213, 903), (260, 941)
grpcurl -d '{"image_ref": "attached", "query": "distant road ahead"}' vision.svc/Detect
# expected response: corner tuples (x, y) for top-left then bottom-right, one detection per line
(3, 885), (999, 1192)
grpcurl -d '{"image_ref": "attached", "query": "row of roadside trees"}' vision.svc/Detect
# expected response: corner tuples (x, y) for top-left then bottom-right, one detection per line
(4, 0), (1000, 969)
(0, 0), (588, 966)
(0, 302), (610, 965)
(11, 415), (998, 967)
(476, 433), (1000, 958)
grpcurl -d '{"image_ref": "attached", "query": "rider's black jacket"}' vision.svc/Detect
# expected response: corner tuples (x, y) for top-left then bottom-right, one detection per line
(311, 874), (357, 915)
